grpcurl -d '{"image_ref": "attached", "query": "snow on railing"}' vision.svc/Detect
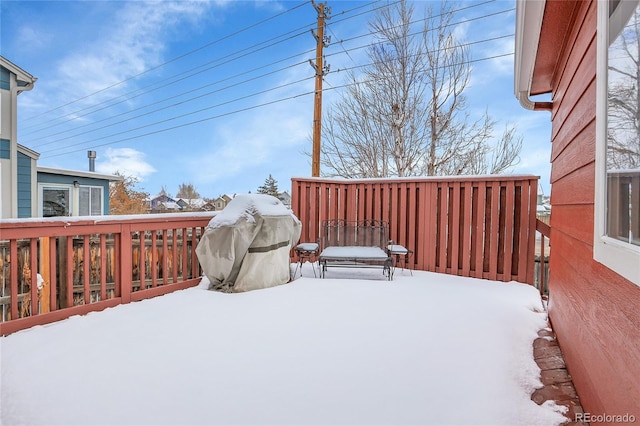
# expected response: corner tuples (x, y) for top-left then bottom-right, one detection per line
(0, 212), (215, 335)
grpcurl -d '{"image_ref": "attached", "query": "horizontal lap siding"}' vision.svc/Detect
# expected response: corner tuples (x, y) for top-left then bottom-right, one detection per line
(546, 0), (640, 416)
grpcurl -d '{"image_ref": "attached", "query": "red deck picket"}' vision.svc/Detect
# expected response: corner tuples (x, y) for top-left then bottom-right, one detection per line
(0, 213), (213, 335)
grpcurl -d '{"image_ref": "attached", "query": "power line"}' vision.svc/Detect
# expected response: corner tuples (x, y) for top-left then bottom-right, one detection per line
(39, 51), (515, 159)
(20, 1), (310, 124)
(27, 1), (516, 157)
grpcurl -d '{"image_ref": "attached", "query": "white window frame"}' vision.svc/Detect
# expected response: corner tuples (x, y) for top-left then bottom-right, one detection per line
(39, 183), (104, 217)
(78, 185), (103, 216)
(39, 183), (73, 217)
(595, 0), (640, 286)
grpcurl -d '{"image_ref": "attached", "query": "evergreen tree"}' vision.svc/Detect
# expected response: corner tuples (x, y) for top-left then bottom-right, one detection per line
(257, 174), (280, 198)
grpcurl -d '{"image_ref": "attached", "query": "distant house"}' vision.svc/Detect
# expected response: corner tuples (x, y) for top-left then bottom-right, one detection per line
(278, 190), (291, 209)
(1, 56), (121, 218)
(37, 166), (121, 217)
(213, 194), (234, 211)
(515, 0), (639, 417)
(149, 192), (180, 213)
(175, 198), (213, 211)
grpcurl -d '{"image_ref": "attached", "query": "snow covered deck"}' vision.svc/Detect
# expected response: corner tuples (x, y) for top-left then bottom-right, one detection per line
(0, 271), (570, 425)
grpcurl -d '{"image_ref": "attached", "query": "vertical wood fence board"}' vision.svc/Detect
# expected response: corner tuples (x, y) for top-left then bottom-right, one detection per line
(182, 228), (188, 281)
(100, 235), (108, 300)
(436, 184), (447, 273)
(66, 236), (74, 308)
(151, 233), (158, 287)
(346, 184), (357, 222)
(162, 230), (169, 286)
(29, 238), (38, 315)
(504, 181), (516, 280)
(512, 186), (523, 280)
(424, 182), (437, 272)
(526, 181), (538, 284)
(39, 237), (50, 314)
(357, 184), (365, 222)
(172, 230), (178, 284)
(488, 182), (501, 281)
(407, 182), (418, 268)
(388, 184), (398, 246)
(191, 228), (199, 278)
(49, 237), (57, 311)
(451, 183), (462, 275)
(139, 234), (147, 290)
(474, 183), (487, 279)
(496, 186), (507, 281)
(83, 235), (91, 304)
(399, 184), (410, 249)
(120, 225), (132, 304)
(461, 182), (473, 276)
(113, 234), (121, 298)
(9, 240), (18, 319)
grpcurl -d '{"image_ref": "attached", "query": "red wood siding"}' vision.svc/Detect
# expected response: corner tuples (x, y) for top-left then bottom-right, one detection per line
(291, 176), (539, 284)
(545, 0), (640, 418)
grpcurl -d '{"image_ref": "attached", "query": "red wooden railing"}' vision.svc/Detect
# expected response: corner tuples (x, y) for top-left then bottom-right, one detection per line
(291, 176), (539, 284)
(535, 218), (551, 296)
(0, 213), (214, 335)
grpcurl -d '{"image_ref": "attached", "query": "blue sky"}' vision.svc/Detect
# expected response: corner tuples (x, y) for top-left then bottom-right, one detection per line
(1, 0), (552, 199)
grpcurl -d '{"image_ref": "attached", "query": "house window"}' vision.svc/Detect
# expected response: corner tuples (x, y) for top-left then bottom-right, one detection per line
(40, 184), (103, 217)
(595, 0), (640, 285)
(42, 186), (71, 217)
(79, 186), (103, 216)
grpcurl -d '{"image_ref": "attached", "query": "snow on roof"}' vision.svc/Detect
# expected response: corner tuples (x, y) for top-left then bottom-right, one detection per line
(208, 194), (296, 228)
(176, 198), (206, 208)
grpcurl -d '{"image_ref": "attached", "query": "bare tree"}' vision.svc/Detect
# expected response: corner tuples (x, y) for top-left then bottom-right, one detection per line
(176, 183), (200, 200)
(607, 7), (640, 170)
(320, 0), (521, 178)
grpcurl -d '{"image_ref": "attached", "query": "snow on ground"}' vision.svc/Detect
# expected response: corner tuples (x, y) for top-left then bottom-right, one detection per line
(0, 267), (568, 425)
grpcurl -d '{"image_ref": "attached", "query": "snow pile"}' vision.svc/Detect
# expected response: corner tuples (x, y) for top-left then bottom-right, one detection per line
(0, 270), (568, 425)
(207, 193), (296, 228)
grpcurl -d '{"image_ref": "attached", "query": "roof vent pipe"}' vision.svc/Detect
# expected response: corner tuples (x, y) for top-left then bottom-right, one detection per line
(88, 150), (96, 172)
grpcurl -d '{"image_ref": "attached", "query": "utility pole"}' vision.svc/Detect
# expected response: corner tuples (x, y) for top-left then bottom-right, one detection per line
(310, 0), (330, 177)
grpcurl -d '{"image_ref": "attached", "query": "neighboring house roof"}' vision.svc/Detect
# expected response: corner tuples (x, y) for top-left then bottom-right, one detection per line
(37, 166), (123, 182)
(0, 55), (37, 88)
(176, 198), (207, 208)
(160, 201), (181, 210)
(17, 144), (40, 160)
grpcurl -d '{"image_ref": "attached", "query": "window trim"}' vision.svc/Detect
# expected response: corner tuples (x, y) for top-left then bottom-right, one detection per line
(39, 183), (73, 218)
(594, 0), (640, 286)
(78, 184), (104, 216)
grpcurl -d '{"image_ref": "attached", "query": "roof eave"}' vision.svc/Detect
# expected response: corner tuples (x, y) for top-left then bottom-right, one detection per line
(514, 0), (553, 111)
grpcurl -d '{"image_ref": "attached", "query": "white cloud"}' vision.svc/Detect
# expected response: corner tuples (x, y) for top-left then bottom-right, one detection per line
(54, 1), (214, 104)
(96, 147), (156, 181)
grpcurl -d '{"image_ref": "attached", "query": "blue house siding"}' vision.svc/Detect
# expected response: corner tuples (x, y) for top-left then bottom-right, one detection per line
(37, 172), (111, 215)
(0, 139), (10, 159)
(0, 66), (10, 90)
(17, 152), (32, 218)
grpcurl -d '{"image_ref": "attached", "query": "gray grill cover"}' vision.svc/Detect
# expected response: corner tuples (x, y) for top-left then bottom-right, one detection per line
(196, 194), (301, 292)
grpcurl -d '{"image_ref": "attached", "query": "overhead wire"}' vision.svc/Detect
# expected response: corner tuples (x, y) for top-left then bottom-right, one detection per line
(20, 0), (310, 124)
(30, 1), (515, 158)
(26, 0), (496, 143)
